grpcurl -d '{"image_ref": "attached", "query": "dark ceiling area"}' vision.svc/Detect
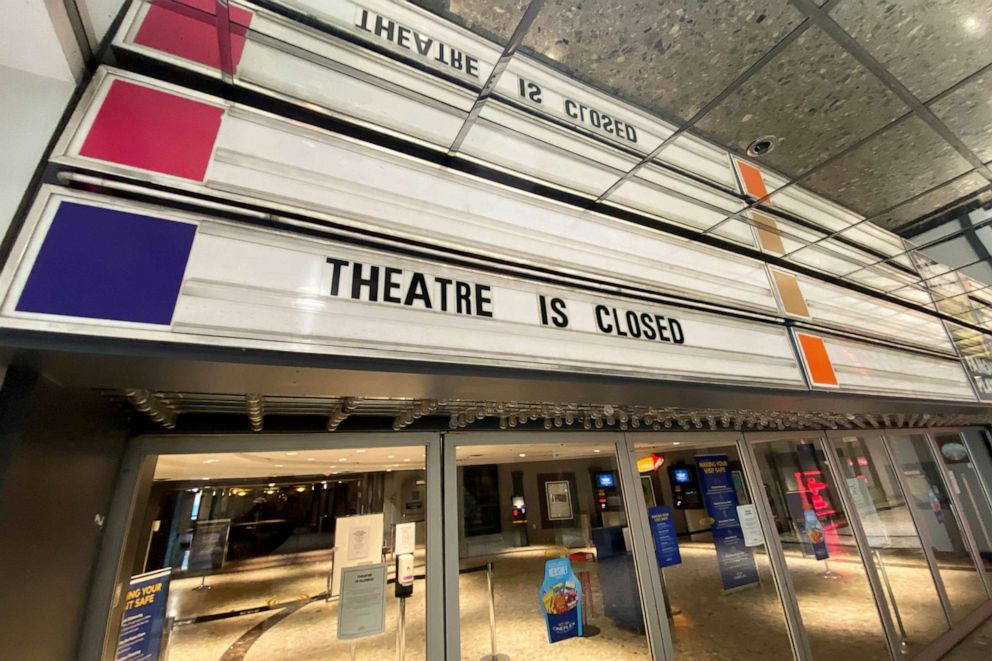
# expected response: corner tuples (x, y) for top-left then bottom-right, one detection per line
(410, 0), (992, 235)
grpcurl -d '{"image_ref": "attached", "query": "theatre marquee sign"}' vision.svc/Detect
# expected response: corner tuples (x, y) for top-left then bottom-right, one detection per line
(0, 189), (806, 389)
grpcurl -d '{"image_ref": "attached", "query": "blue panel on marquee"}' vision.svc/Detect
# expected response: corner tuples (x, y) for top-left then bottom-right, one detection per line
(16, 202), (196, 325)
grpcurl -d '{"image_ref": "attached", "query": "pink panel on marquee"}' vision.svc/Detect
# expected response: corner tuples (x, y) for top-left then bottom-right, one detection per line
(134, 0), (252, 71)
(79, 79), (224, 182)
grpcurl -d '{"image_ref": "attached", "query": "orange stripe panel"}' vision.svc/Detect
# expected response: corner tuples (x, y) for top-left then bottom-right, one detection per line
(797, 333), (838, 386)
(772, 271), (810, 318)
(752, 212), (785, 254)
(735, 160), (769, 199)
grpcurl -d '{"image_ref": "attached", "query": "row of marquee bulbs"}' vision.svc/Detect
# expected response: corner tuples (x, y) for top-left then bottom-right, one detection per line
(124, 391), (989, 432)
(425, 403), (959, 432)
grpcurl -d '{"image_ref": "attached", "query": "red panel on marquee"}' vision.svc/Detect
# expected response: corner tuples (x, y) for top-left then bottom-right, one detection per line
(134, 0), (252, 71)
(79, 79), (224, 182)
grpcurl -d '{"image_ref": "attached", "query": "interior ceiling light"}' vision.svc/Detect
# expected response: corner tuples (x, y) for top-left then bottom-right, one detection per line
(746, 135), (777, 157)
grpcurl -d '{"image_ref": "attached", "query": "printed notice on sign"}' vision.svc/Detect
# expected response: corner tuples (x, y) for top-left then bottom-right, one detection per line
(337, 564), (387, 640)
(736, 504), (763, 547)
(332, 514), (384, 596)
(394, 522), (416, 555)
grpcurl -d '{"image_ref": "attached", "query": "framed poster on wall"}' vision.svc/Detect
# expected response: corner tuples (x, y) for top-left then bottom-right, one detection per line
(546, 481), (573, 520)
(538, 473), (578, 527)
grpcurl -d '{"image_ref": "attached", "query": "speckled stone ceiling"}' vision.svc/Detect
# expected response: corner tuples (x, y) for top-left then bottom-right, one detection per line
(410, 0), (992, 234)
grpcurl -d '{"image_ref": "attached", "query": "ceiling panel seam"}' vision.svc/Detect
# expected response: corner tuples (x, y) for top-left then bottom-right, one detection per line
(446, 0), (544, 154)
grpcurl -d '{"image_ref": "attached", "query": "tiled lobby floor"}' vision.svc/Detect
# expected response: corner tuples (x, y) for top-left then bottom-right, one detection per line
(160, 541), (988, 660)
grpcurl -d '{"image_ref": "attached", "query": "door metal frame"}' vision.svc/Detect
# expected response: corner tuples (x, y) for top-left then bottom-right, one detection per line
(618, 432), (676, 661)
(921, 430), (992, 599)
(878, 430), (955, 627)
(957, 427), (992, 577)
(820, 430), (901, 660)
(742, 431), (844, 661)
(79, 431), (444, 661)
(444, 430), (671, 660)
(882, 428), (992, 661)
(627, 430), (814, 660)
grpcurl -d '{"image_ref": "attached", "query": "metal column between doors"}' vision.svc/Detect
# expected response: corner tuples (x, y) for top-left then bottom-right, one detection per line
(618, 432), (676, 661)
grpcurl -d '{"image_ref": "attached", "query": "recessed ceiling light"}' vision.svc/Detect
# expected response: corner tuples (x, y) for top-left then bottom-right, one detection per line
(275, 464), (284, 468)
(387, 455), (395, 459)
(202, 476), (210, 480)
(307, 458), (316, 461)
(386, 469), (393, 472)
(746, 135), (776, 157)
(593, 449), (602, 453)
(286, 452), (298, 456)
(202, 459), (219, 464)
(339, 458), (348, 462)
(268, 482), (275, 487)
(672, 442), (681, 446)
(403, 458), (411, 462)
(519, 453), (526, 458)
(356, 449), (366, 454)
(330, 465), (337, 469)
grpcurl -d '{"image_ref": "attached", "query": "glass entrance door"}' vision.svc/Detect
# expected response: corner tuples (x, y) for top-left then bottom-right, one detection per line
(115, 433), (441, 661)
(827, 432), (949, 653)
(448, 432), (658, 660)
(632, 434), (796, 660)
(933, 430), (992, 583)
(885, 431), (991, 622)
(746, 434), (891, 660)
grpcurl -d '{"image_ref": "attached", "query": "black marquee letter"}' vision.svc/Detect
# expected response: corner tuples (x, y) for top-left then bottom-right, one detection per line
(404, 272), (433, 308)
(326, 257), (349, 296)
(594, 305), (612, 333)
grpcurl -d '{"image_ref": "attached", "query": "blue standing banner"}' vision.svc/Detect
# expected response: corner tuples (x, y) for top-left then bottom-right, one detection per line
(539, 558), (583, 643)
(696, 454), (760, 591)
(648, 505), (682, 567)
(115, 568), (172, 661)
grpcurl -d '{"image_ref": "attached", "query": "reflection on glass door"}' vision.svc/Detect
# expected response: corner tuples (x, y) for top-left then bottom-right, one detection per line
(634, 437), (795, 660)
(141, 444), (429, 660)
(934, 431), (992, 581)
(829, 433), (948, 652)
(455, 438), (651, 659)
(749, 436), (890, 660)
(887, 433), (989, 622)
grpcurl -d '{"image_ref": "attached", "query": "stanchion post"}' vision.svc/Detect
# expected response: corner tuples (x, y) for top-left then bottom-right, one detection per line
(327, 548), (335, 603)
(479, 561), (509, 661)
(487, 562), (496, 656)
(396, 596), (406, 661)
